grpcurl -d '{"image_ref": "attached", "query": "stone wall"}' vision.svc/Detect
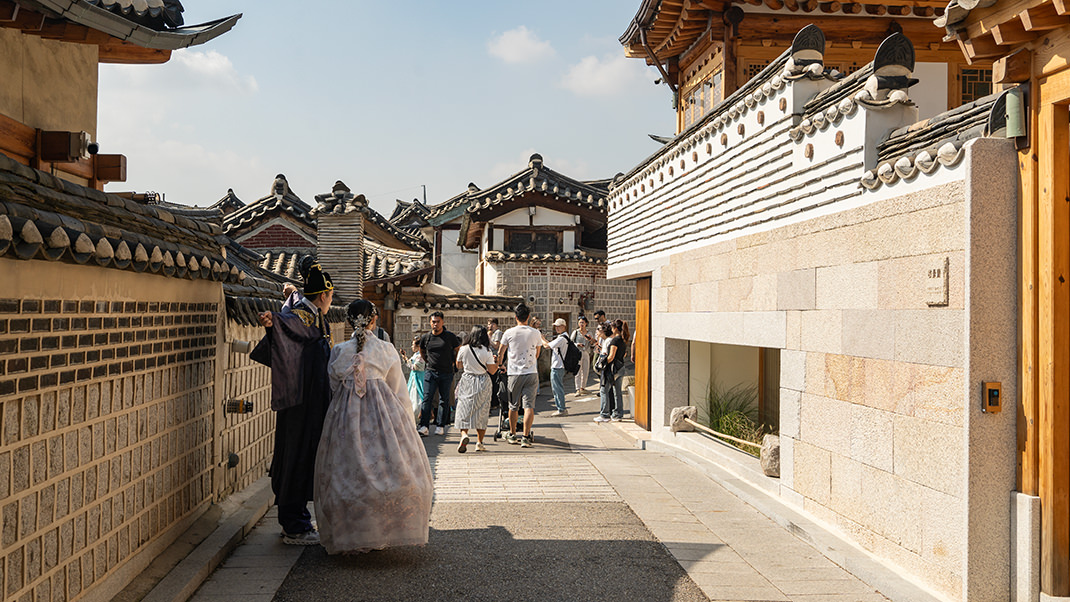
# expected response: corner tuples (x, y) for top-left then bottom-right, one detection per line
(643, 159), (1017, 601)
(491, 261), (635, 333)
(1, 261), (221, 602)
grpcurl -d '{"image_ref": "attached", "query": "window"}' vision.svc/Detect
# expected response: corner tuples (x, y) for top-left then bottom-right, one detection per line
(504, 230), (561, 254)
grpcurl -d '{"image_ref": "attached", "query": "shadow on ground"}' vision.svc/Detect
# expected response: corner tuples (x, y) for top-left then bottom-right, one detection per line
(272, 502), (711, 602)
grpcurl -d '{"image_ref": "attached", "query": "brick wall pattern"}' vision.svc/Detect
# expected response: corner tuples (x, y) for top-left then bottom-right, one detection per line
(493, 262), (636, 332)
(0, 298), (217, 602)
(238, 224), (315, 250)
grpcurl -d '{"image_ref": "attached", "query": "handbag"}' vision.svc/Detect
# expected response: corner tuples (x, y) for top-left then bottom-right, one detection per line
(594, 353), (607, 373)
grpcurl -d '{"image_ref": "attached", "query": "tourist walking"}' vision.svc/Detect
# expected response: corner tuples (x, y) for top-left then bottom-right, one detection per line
(417, 311), (461, 437)
(594, 320), (628, 423)
(314, 300), (433, 554)
(402, 335), (425, 421)
(255, 264), (334, 545)
(570, 316), (595, 394)
(546, 318), (570, 416)
(496, 303), (542, 448)
(453, 326), (499, 453)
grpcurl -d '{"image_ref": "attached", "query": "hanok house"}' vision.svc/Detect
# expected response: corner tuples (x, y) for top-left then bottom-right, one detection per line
(936, 1), (1070, 600)
(399, 153), (636, 334)
(609, 3), (1028, 600)
(0, 3), (346, 602)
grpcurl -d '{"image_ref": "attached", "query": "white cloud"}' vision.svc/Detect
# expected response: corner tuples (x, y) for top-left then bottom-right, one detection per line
(172, 50), (260, 93)
(560, 53), (655, 97)
(487, 26), (555, 64)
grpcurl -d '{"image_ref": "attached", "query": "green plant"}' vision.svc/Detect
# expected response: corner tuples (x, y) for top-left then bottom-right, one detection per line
(700, 382), (764, 455)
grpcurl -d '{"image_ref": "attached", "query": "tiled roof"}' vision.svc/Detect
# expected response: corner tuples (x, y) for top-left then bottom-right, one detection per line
(399, 293), (524, 312)
(464, 154), (609, 215)
(86, 0), (184, 29)
(363, 238), (429, 283)
(222, 190), (314, 237)
(313, 182), (431, 252)
(484, 249), (606, 264)
(0, 150), (241, 283)
(389, 199), (430, 223)
(209, 189), (245, 215)
(861, 90), (1002, 190)
(21, 0), (241, 49)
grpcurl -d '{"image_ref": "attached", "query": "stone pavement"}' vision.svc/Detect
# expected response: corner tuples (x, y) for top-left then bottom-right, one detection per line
(185, 383), (904, 602)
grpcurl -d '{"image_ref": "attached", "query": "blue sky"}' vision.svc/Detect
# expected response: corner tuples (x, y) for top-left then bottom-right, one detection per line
(97, 1), (673, 217)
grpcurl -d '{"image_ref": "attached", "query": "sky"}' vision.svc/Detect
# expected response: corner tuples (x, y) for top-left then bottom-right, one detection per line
(97, 1), (674, 217)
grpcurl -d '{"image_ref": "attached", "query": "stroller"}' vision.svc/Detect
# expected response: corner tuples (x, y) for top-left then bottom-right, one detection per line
(491, 370), (533, 442)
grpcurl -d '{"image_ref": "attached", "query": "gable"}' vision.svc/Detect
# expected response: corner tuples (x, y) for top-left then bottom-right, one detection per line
(236, 219), (316, 249)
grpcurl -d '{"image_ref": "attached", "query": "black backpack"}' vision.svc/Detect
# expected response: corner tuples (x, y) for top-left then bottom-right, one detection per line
(556, 334), (582, 375)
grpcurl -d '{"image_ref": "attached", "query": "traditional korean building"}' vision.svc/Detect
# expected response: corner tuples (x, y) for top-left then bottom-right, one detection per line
(400, 154), (635, 334)
(609, 2), (1031, 599)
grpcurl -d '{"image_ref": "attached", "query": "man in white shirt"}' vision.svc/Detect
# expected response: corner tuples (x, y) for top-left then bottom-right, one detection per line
(496, 303), (542, 448)
(546, 318), (570, 417)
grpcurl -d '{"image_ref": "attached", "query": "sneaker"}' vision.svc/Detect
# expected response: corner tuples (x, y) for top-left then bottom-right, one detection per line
(551, 410), (568, 417)
(611, 416), (623, 422)
(475, 442), (487, 452)
(594, 416), (611, 423)
(417, 425), (429, 437)
(519, 436), (532, 448)
(433, 425), (445, 436)
(458, 434), (470, 454)
(282, 530), (320, 546)
(504, 432), (520, 445)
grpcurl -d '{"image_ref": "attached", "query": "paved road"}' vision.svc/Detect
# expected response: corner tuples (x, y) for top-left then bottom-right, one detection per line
(190, 383), (893, 602)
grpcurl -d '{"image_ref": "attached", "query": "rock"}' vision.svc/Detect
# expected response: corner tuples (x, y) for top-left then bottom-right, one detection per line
(760, 434), (781, 477)
(670, 406), (697, 432)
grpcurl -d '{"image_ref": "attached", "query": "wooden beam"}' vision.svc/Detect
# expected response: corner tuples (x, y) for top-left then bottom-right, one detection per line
(0, 112), (35, 163)
(992, 19), (1036, 45)
(1038, 69), (1070, 596)
(843, 2), (863, 13)
(1055, 0), (1069, 15)
(783, 0), (800, 9)
(819, 2), (842, 13)
(1021, 4), (1070, 31)
(994, 47), (1033, 83)
(764, 0), (785, 9)
(801, 0), (819, 11)
(958, 34), (1008, 63)
(98, 42), (171, 64)
(865, 3), (888, 15)
(0, 1), (18, 21)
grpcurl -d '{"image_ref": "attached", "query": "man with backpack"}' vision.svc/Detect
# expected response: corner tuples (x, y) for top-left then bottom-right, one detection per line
(545, 318), (581, 417)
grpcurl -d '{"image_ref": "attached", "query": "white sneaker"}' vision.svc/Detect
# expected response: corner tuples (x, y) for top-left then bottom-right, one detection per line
(417, 425), (429, 437)
(611, 416), (623, 422)
(594, 416), (611, 423)
(475, 442), (487, 452)
(551, 410), (568, 417)
(433, 426), (444, 436)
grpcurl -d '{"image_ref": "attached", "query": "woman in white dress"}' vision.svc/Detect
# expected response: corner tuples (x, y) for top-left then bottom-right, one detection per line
(314, 300), (434, 554)
(453, 325), (498, 453)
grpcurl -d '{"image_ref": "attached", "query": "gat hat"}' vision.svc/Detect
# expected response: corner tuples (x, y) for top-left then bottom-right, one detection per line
(304, 264), (334, 295)
(553, 318), (567, 327)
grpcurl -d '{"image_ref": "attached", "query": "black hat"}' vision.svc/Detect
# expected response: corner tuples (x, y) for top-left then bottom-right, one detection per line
(304, 264), (334, 295)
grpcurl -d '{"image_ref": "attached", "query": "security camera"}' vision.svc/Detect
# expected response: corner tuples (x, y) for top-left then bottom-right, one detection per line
(86, 141), (99, 155)
(528, 296), (536, 303)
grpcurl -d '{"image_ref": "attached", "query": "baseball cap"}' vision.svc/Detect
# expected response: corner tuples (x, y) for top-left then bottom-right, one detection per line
(553, 318), (567, 327)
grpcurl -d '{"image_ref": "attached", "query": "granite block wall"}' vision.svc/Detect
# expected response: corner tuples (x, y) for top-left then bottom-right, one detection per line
(492, 261), (635, 332)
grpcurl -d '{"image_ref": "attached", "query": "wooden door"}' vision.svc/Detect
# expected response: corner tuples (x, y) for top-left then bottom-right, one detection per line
(1038, 68), (1070, 596)
(635, 278), (651, 429)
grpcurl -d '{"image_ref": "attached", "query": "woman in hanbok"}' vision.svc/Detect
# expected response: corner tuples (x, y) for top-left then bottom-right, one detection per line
(314, 300), (434, 554)
(403, 335), (425, 421)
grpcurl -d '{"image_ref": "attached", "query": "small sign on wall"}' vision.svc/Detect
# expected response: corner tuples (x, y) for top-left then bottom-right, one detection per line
(926, 257), (949, 307)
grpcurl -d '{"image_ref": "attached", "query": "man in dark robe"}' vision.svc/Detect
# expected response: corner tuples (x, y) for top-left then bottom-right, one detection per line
(256, 265), (334, 545)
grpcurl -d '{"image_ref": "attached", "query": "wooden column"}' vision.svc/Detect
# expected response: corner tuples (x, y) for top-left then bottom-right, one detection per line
(634, 278), (651, 430)
(722, 7), (744, 98)
(1019, 73), (1041, 497)
(1038, 67), (1070, 596)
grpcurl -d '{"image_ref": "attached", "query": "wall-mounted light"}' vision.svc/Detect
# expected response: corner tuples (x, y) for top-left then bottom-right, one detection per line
(384, 297), (396, 311)
(528, 206), (536, 216)
(574, 215), (581, 225)
(230, 340), (253, 354)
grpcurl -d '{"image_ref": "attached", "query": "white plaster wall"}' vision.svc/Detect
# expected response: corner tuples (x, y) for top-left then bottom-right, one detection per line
(440, 229), (477, 292)
(914, 62), (950, 122)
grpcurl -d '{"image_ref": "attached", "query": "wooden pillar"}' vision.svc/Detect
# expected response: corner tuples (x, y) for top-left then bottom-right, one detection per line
(1038, 68), (1070, 596)
(635, 278), (651, 430)
(1019, 74), (1040, 497)
(722, 7), (744, 98)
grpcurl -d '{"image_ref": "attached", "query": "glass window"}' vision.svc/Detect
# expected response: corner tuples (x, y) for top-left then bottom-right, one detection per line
(504, 230), (561, 254)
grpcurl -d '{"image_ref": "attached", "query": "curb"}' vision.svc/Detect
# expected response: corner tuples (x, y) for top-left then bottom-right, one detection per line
(141, 477), (274, 602)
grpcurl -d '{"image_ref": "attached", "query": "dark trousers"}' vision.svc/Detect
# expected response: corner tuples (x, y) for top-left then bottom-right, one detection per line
(419, 370), (454, 428)
(278, 502), (313, 534)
